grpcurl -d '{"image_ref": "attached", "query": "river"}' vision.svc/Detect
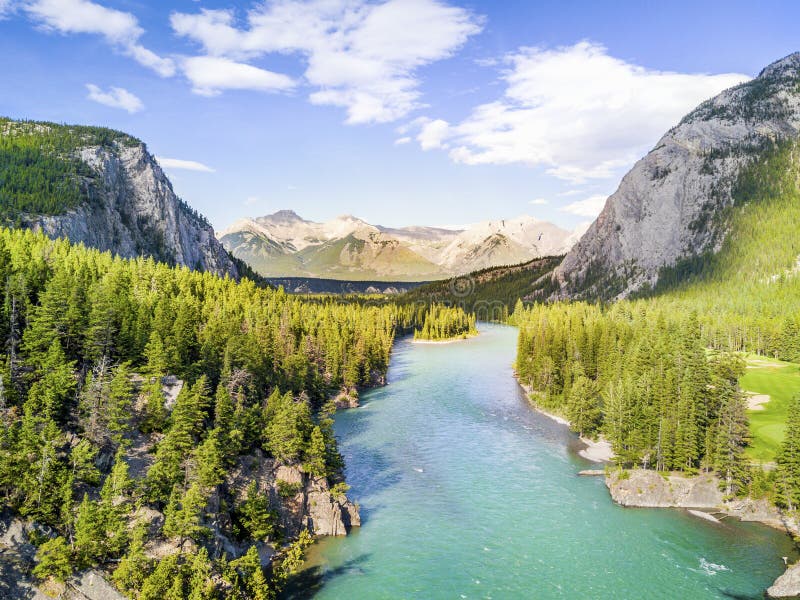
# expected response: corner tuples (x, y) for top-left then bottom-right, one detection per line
(287, 323), (796, 599)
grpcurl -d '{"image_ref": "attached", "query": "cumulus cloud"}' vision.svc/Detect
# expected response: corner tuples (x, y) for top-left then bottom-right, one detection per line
(560, 194), (608, 217)
(421, 41), (749, 182)
(417, 118), (450, 150)
(171, 0), (482, 123)
(156, 157), (216, 172)
(182, 56), (295, 96)
(24, 0), (175, 76)
(85, 84), (143, 113)
(394, 136), (412, 145)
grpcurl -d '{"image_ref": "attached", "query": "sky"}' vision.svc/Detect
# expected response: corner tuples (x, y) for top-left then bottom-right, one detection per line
(1, 0), (798, 232)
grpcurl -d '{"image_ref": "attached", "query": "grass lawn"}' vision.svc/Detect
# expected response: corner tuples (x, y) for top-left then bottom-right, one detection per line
(740, 353), (800, 462)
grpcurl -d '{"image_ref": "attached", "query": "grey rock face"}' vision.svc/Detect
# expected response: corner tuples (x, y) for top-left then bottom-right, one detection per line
(769, 562), (800, 598)
(65, 570), (127, 600)
(556, 52), (800, 299)
(606, 469), (724, 508)
(22, 142), (238, 278)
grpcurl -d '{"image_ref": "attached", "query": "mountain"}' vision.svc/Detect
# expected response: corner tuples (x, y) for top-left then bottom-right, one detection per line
(554, 52), (800, 300)
(221, 210), (576, 281)
(0, 118), (239, 278)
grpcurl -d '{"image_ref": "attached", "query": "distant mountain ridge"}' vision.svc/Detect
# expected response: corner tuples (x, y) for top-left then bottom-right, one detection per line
(221, 210), (580, 281)
(0, 118), (239, 278)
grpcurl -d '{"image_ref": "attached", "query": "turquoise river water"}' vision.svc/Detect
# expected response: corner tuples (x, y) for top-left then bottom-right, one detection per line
(286, 323), (797, 599)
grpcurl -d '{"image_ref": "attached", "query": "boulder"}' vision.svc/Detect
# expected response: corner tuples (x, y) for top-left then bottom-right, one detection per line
(769, 562), (800, 598)
(64, 570), (127, 600)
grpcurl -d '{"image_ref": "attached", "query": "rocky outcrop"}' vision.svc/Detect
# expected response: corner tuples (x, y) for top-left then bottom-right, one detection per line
(64, 570), (127, 600)
(555, 52), (800, 299)
(769, 562), (800, 598)
(332, 388), (360, 409)
(606, 469), (724, 508)
(226, 452), (361, 543)
(14, 126), (239, 278)
(0, 515), (122, 600)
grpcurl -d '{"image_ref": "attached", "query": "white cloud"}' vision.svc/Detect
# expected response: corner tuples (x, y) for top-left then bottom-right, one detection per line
(417, 118), (450, 150)
(427, 42), (749, 182)
(529, 198), (547, 205)
(24, 0), (175, 76)
(156, 157), (216, 172)
(394, 136), (412, 145)
(182, 56), (295, 96)
(171, 0), (482, 123)
(560, 194), (608, 217)
(244, 195), (260, 206)
(85, 84), (143, 113)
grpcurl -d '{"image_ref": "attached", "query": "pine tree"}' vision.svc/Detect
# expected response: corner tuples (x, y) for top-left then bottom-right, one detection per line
(74, 493), (103, 568)
(264, 392), (312, 463)
(163, 483), (209, 544)
(26, 339), (75, 422)
(187, 547), (215, 600)
(193, 429), (225, 489)
(32, 536), (73, 582)
(107, 361), (134, 444)
(234, 481), (275, 541)
(303, 425), (327, 478)
(566, 371), (601, 438)
(141, 377), (167, 434)
(714, 390), (749, 496)
(113, 525), (151, 595)
(776, 394), (800, 510)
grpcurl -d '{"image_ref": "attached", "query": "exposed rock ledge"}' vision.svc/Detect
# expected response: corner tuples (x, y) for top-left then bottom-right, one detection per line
(606, 469), (800, 598)
(769, 563), (800, 598)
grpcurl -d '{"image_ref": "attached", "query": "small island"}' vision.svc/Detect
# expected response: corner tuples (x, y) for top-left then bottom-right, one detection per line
(413, 304), (478, 342)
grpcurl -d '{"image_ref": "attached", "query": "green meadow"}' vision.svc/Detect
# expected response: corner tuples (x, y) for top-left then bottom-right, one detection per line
(741, 354), (800, 462)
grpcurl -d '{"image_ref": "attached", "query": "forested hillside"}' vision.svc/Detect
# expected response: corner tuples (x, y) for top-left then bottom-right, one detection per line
(400, 256), (560, 321)
(0, 226), (444, 598)
(513, 139), (800, 503)
(0, 118), (240, 278)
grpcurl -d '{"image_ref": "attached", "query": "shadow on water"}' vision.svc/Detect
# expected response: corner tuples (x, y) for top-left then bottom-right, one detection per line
(336, 442), (402, 526)
(279, 553), (372, 600)
(719, 590), (764, 600)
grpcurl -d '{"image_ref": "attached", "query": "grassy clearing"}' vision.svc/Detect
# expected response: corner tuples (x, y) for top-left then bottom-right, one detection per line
(741, 353), (800, 462)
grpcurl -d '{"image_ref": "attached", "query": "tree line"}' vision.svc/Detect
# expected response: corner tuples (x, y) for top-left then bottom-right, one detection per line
(0, 225), (467, 598)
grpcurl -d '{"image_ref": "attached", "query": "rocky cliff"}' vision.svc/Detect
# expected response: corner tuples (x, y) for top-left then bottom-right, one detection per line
(2, 119), (239, 278)
(555, 52), (800, 299)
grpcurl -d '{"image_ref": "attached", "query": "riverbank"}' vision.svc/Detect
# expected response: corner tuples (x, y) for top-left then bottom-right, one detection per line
(411, 333), (478, 345)
(605, 468), (800, 596)
(516, 375), (800, 596)
(516, 379), (615, 463)
(303, 324), (795, 599)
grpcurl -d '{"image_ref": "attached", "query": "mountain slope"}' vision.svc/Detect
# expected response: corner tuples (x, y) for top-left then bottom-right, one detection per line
(0, 118), (239, 278)
(554, 52), (800, 300)
(221, 211), (576, 281)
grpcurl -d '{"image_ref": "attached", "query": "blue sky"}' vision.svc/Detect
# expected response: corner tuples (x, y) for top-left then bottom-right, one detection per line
(1, 0), (798, 232)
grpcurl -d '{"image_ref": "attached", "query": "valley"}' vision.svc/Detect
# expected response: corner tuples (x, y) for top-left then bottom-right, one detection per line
(1, 14), (800, 599)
